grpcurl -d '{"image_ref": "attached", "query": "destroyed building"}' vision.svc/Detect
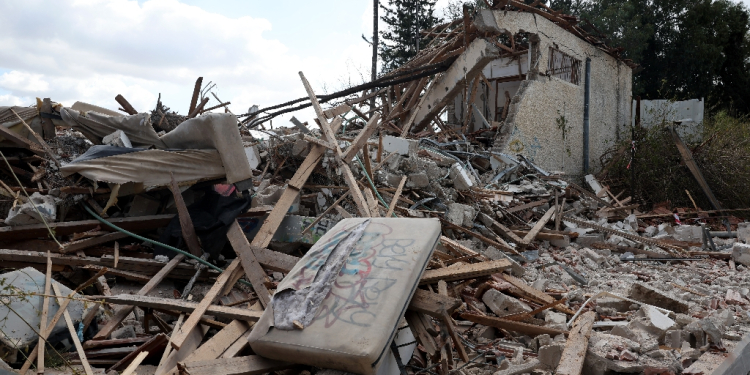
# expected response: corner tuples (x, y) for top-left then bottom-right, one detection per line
(0, 1), (747, 375)
(448, 9), (634, 177)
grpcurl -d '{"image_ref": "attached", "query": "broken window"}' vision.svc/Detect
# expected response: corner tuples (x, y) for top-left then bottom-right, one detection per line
(548, 47), (581, 85)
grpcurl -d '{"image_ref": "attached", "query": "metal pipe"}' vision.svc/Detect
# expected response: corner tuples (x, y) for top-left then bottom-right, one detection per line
(583, 57), (591, 174)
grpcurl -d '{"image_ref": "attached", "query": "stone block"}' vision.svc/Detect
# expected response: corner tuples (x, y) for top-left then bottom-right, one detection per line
(382, 135), (417, 155)
(5, 192), (57, 226)
(628, 282), (689, 313)
(407, 172), (430, 188)
(664, 329), (688, 349)
(673, 225), (702, 242)
(450, 163), (474, 191)
(732, 242), (750, 267)
(538, 343), (564, 368)
(482, 289), (531, 315)
(102, 129), (132, 148)
(446, 203), (476, 227)
(736, 222), (750, 243)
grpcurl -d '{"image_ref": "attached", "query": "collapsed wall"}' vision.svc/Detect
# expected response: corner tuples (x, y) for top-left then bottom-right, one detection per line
(477, 10), (633, 178)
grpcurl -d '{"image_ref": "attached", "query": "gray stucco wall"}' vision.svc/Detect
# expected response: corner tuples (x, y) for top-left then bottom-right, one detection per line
(490, 11), (633, 179)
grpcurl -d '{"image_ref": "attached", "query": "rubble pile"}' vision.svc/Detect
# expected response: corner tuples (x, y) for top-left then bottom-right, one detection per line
(0, 2), (747, 375)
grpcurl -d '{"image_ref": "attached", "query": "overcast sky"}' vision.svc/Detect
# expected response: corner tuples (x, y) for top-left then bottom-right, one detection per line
(1, 0), (748, 127)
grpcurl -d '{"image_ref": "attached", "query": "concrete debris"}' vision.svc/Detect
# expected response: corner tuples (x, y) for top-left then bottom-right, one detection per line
(0, 4), (746, 375)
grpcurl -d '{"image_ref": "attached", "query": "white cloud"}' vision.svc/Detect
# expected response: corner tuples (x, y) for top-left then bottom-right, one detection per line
(0, 71), (49, 92)
(0, 0), (372, 126)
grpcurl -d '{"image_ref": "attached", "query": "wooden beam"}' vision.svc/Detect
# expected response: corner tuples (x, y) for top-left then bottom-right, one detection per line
(405, 311), (438, 356)
(440, 219), (522, 256)
(121, 351), (149, 375)
(37, 252), (53, 374)
(668, 125), (723, 211)
(461, 313), (568, 336)
(93, 254), (185, 340)
(52, 283), (94, 375)
(520, 206), (556, 246)
(108, 333), (168, 372)
(252, 247), (299, 273)
(227, 221), (272, 307)
(0, 214), (174, 241)
(188, 77), (203, 115)
(440, 310), (469, 362)
(155, 325), (209, 375)
(98, 294), (262, 322)
(408, 289), (462, 318)
(386, 175), (407, 218)
(0, 117), (46, 155)
(170, 257), (242, 350)
(420, 259), (511, 284)
(499, 273), (576, 315)
(507, 199), (549, 213)
(115, 94), (138, 115)
(342, 113), (381, 163)
(177, 355), (293, 375)
(555, 311), (596, 375)
(170, 174), (203, 256)
(61, 232), (128, 254)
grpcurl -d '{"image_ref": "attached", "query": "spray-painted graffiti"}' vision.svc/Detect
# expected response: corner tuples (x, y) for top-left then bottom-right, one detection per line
(284, 221), (413, 328)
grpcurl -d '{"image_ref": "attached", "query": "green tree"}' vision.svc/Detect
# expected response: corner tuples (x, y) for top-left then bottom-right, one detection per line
(379, 0), (441, 72)
(551, 0), (750, 115)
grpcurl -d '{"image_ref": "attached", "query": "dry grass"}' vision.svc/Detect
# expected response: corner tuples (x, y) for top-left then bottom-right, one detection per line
(598, 111), (750, 213)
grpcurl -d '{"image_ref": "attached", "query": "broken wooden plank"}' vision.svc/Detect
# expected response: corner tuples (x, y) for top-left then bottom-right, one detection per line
(115, 94), (138, 115)
(227, 220), (272, 308)
(440, 219), (521, 256)
(170, 256), (242, 349)
(0, 214), (174, 241)
(323, 103), (351, 119)
(555, 311), (596, 375)
(93, 254), (186, 340)
(170, 173), (203, 257)
(61, 232), (129, 254)
(520, 206), (557, 246)
(167, 320), (252, 375)
(121, 350), (149, 375)
(188, 77), (203, 115)
(155, 325), (209, 375)
(499, 273), (576, 315)
(461, 313), (568, 336)
(108, 333), (168, 372)
(83, 264), (152, 283)
(82, 337), (151, 350)
(38, 251), (53, 375)
(408, 288), (462, 318)
(40, 98), (56, 140)
(252, 247), (299, 273)
(177, 355), (293, 375)
(52, 283), (94, 375)
(507, 199), (549, 213)
(342, 112), (381, 163)
(668, 125), (723, 211)
(405, 311), (438, 356)
(440, 310), (469, 363)
(98, 294), (262, 322)
(386, 175), (407, 218)
(420, 259), (511, 284)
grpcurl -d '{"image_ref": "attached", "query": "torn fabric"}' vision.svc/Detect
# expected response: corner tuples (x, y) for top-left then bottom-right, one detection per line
(60, 146), (227, 187)
(272, 219), (371, 330)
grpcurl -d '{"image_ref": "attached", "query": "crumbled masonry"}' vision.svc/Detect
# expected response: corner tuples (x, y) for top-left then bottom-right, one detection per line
(0, 2), (748, 375)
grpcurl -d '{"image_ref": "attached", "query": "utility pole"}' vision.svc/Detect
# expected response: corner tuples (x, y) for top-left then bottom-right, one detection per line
(371, 0), (379, 110)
